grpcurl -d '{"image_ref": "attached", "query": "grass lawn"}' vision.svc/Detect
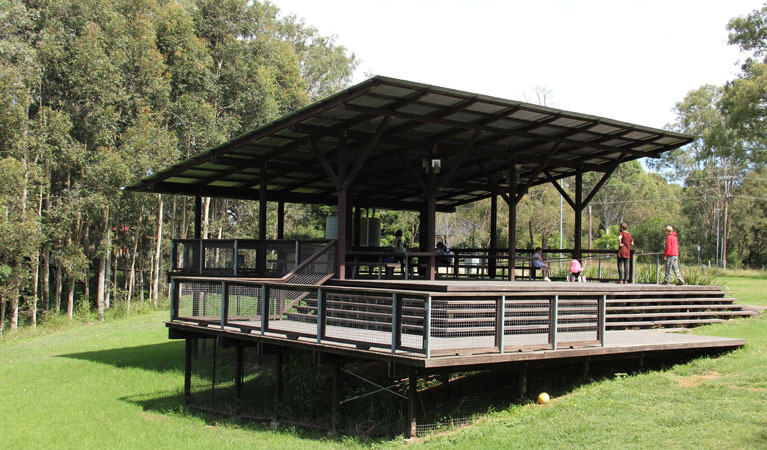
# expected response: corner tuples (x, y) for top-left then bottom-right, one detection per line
(718, 270), (767, 306)
(2, 273), (767, 449)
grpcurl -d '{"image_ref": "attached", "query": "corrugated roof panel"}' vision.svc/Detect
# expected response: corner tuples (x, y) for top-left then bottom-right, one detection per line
(398, 103), (441, 115)
(509, 110), (549, 122)
(624, 131), (657, 140)
(165, 177), (197, 184)
(589, 124), (623, 135)
(550, 117), (590, 128)
(420, 93), (465, 107)
(369, 84), (418, 98)
(208, 180), (241, 187)
(467, 101), (512, 114)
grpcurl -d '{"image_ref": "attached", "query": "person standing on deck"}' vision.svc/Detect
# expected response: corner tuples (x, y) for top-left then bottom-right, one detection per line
(617, 222), (634, 284)
(662, 225), (685, 285)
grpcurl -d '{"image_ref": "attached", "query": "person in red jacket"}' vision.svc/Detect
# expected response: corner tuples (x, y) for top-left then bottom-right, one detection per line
(662, 225), (685, 285)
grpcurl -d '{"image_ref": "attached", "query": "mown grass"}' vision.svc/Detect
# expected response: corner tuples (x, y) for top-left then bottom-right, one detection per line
(717, 269), (767, 306)
(2, 275), (767, 449)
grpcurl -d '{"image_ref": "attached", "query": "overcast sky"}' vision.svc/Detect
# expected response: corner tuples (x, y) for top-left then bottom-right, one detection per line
(272, 0), (763, 129)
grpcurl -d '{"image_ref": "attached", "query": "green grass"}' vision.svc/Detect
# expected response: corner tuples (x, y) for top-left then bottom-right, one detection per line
(717, 269), (767, 306)
(2, 274), (767, 449)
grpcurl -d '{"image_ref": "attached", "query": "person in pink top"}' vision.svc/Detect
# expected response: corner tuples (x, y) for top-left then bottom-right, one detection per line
(569, 258), (584, 282)
(662, 225), (685, 285)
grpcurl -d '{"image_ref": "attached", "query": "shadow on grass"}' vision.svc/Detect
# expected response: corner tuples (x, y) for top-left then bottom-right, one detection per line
(119, 389), (377, 443)
(59, 341), (185, 373)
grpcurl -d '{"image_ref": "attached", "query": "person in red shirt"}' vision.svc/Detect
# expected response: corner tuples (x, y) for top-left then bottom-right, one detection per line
(662, 225), (685, 285)
(617, 222), (634, 284)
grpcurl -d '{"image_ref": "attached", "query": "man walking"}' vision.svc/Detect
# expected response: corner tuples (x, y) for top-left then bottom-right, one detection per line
(662, 225), (685, 286)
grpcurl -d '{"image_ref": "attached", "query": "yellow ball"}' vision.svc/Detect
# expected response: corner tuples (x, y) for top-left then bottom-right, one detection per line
(537, 392), (550, 404)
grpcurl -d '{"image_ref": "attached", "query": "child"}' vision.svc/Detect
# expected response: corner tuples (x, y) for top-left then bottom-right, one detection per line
(569, 258), (585, 282)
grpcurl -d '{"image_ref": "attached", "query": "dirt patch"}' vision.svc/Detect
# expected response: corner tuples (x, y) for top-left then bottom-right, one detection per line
(676, 371), (723, 387)
(731, 386), (767, 392)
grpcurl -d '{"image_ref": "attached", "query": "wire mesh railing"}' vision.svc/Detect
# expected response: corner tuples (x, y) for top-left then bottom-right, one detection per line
(170, 239), (332, 278)
(171, 278), (607, 357)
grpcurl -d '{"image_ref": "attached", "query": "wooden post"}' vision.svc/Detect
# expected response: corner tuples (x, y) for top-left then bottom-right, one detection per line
(550, 295), (558, 350)
(184, 338), (192, 405)
(489, 195), (497, 278)
(336, 189), (348, 280)
(220, 281), (228, 330)
(574, 169), (583, 260)
(260, 284), (269, 335)
(407, 368), (418, 438)
(235, 344), (244, 415)
(508, 160), (518, 281)
(273, 351), (283, 423)
(495, 295), (505, 353)
(392, 293), (402, 353)
(194, 196), (202, 239)
(353, 203), (361, 248)
(518, 363), (528, 401)
(332, 360), (342, 432)
(259, 160), (268, 240)
(277, 199), (285, 239)
(316, 288), (325, 343)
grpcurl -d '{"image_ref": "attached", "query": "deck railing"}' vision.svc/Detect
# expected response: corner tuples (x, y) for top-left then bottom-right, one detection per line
(170, 239), (333, 278)
(347, 247), (635, 283)
(169, 279), (607, 358)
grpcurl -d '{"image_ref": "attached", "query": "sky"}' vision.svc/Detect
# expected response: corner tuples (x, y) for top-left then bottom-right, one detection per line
(272, 0), (764, 129)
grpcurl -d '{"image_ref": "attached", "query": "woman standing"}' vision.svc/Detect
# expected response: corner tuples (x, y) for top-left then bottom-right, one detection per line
(617, 222), (634, 284)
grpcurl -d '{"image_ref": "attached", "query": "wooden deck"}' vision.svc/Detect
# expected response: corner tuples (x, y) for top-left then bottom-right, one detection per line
(168, 319), (745, 369)
(168, 277), (751, 370)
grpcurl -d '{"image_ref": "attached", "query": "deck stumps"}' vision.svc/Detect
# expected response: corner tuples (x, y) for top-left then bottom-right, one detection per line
(408, 368), (418, 438)
(331, 360), (342, 431)
(184, 338), (192, 405)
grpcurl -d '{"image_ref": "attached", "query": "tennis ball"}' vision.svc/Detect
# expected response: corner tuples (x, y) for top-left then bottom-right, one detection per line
(537, 392), (550, 404)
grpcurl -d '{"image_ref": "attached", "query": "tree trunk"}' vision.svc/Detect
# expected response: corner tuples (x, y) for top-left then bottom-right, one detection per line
(31, 253), (39, 328)
(67, 278), (75, 320)
(722, 199), (730, 269)
(96, 206), (109, 321)
(0, 297), (5, 336)
(105, 247), (111, 310)
(152, 195), (164, 308)
(55, 263), (62, 313)
(10, 286), (19, 332)
(127, 211), (143, 314)
(202, 196), (210, 239)
(42, 246), (50, 311)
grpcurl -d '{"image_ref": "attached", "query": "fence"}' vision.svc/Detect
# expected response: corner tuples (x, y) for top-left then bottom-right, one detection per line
(170, 239), (332, 278)
(171, 279), (607, 358)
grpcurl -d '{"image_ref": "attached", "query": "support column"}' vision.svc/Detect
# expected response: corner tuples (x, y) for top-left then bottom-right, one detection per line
(273, 351), (283, 424)
(331, 360), (342, 432)
(574, 170), (583, 260)
(336, 190), (348, 280)
(235, 344), (244, 415)
(426, 195), (436, 280)
(184, 338), (192, 405)
(259, 161), (268, 240)
(407, 368), (418, 438)
(353, 202), (361, 247)
(194, 196), (202, 239)
(277, 199), (285, 239)
(489, 194), (497, 279)
(508, 161), (518, 281)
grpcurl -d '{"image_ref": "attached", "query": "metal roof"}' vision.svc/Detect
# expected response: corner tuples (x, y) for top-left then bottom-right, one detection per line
(127, 76), (694, 211)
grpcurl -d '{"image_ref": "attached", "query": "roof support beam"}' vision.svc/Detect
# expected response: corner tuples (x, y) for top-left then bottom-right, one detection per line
(546, 169), (576, 210)
(342, 103), (654, 158)
(583, 155), (626, 207)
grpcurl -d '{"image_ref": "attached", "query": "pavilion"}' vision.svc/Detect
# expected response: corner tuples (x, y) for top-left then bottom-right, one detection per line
(126, 77), (750, 436)
(128, 75), (695, 280)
